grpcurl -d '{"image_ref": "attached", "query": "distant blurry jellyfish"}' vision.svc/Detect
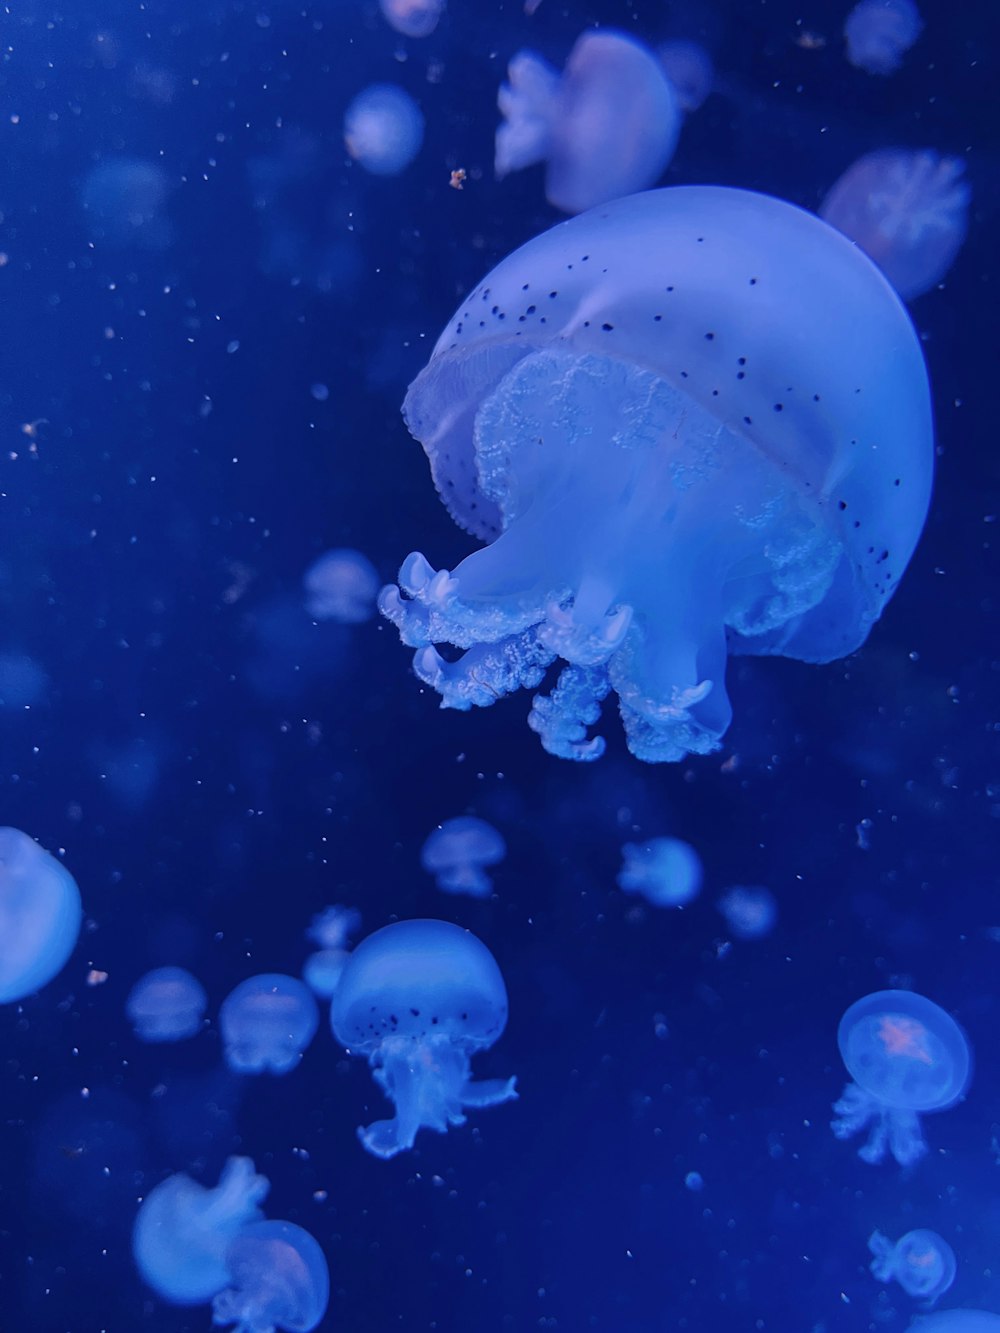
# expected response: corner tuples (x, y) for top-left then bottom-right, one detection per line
(212, 1220), (330, 1333)
(80, 156), (172, 248)
(831, 990), (971, 1166)
(307, 904), (361, 951)
(379, 0), (444, 38)
(717, 885), (777, 939)
(220, 974), (319, 1075)
(95, 735), (163, 809)
(906, 1314), (1000, 1332)
(0, 651), (47, 708)
(380, 188), (934, 762)
(35, 1087), (147, 1231)
(331, 919), (517, 1158)
(845, 0), (923, 75)
(617, 837), (702, 908)
(133, 1156), (269, 1305)
(0, 828), (82, 1004)
(658, 39), (714, 113)
(126, 966), (207, 1043)
(869, 1228), (956, 1305)
(421, 816), (506, 898)
(819, 150), (970, 301)
(303, 548), (379, 624)
(496, 31), (681, 214)
(302, 948), (349, 999)
(344, 85), (424, 176)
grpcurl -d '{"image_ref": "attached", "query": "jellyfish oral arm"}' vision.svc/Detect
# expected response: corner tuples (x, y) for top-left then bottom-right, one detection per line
(831, 1081), (926, 1166)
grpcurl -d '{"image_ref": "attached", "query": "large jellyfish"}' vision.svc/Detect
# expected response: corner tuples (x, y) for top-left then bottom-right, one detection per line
(495, 31), (681, 214)
(0, 827), (83, 1004)
(331, 919), (517, 1158)
(819, 150), (971, 301)
(831, 990), (971, 1166)
(220, 974), (319, 1075)
(380, 187), (934, 762)
(212, 1220), (330, 1333)
(869, 1228), (956, 1305)
(133, 1156), (270, 1305)
(126, 966), (207, 1042)
(844, 0), (923, 75)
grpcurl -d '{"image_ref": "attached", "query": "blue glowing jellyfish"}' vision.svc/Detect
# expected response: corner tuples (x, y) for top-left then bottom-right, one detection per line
(832, 990), (971, 1166)
(331, 919), (517, 1158)
(303, 548), (379, 624)
(617, 837), (702, 907)
(658, 40), (714, 113)
(344, 85), (424, 177)
(870, 1228), (956, 1305)
(212, 1220), (330, 1333)
(220, 974), (319, 1075)
(0, 827), (83, 1004)
(819, 150), (970, 301)
(421, 816), (507, 898)
(302, 948), (349, 999)
(717, 885), (778, 939)
(127, 966), (207, 1042)
(80, 156), (172, 248)
(496, 31), (680, 214)
(379, 0), (444, 38)
(380, 187), (934, 763)
(133, 1156), (270, 1305)
(845, 0), (922, 75)
(907, 1315), (1000, 1332)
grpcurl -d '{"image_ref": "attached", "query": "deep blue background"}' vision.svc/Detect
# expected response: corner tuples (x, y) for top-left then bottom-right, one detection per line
(0, 0), (997, 1329)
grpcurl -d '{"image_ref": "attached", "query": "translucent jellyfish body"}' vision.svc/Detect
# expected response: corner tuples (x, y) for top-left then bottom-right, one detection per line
(658, 40), (714, 114)
(0, 828), (82, 1004)
(133, 1156), (270, 1305)
(718, 885), (778, 939)
(831, 990), (971, 1166)
(303, 548), (379, 623)
(212, 1220), (329, 1333)
(307, 904), (361, 951)
(80, 156), (172, 248)
(617, 837), (702, 907)
(421, 816), (506, 898)
(869, 1228), (956, 1305)
(380, 187), (934, 763)
(845, 0), (923, 75)
(331, 919), (517, 1158)
(379, 0), (444, 38)
(819, 150), (971, 301)
(220, 974), (319, 1075)
(344, 85), (424, 177)
(496, 31), (681, 214)
(127, 966), (207, 1042)
(907, 1315), (1000, 1332)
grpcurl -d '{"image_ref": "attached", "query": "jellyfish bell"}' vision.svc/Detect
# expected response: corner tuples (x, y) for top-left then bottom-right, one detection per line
(212, 1220), (329, 1333)
(0, 828), (83, 1004)
(381, 186), (934, 763)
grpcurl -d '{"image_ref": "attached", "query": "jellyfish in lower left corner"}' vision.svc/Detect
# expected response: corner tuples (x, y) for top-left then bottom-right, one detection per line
(331, 919), (517, 1158)
(869, 1228), (956, 1305)
(831, 990), (971, 1166)
(212, 1220), (329, 1333)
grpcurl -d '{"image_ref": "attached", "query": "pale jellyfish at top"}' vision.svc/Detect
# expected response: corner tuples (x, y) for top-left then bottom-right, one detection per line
(133, 1156), (269, 1305)
(303, 548), (379, 623)
(907, 1315), (1000, 1333)
(421, 816), (506, 897)
(212, 1220), (329, 1333)
(380, 187), (934, 762)
(331, 919), (517, 1158)
(495, 31), (681, 214)
(869, 1228), (956, 1305)
(344, 85), (424, 176)
(0, 827), (82, 1004)
(658, 40), (714, 114)
(819, 150), (971, 301)
(220, 974), (319, 1075)
(617, 837), (702, 907)
(127, 966), (207, 1042)
(845, 0), (923, 75)
(379, 0), (444, 38)
(832, 990), (971, 1166)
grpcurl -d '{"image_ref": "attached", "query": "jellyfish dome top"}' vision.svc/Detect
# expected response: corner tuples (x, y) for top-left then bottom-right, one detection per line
(220, 974), (319, 1075)
(380, 187), (934, 763)
(832, 990), (971, 1167)
(126, 965), (208, 1042)
(212, 1220), (330, 1333)
(0, 827), (83, 1004)
(331, 919), (517, 1159)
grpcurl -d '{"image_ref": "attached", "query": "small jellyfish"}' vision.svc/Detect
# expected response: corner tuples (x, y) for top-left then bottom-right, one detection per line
(819, 150), (970, 301)
(831, 990), (971, 1166)
(379, 0), (445, 38)
(845, 0), (923, 75)
(307, 904), (361, 951)
(303, 548), (379, 624)
(421, 816), (507, 898)
(331, 919), (517, 1158)
(496, 31), (681, 214)
(658, 39), (714, 113)
(126, 966), (208, 1042)
(869, 1228), (956, 1305)
(80, 156), (172, 248)
(220, 974), (319, 1075)
(0, 828), (83, 1004)
(344, 85), (424, 177)
(379, 187), (934, 762)
(133, 1156), (270, 1305)
(0, 651), (48, 708)
(302, 948), (349, 999)
(617, 837), (702, 907)
(717, 885), (777, 939)
(212, 1220), (329, 1333)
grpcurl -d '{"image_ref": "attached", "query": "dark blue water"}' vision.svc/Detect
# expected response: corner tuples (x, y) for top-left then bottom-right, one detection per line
(0, 0), (997, 1329)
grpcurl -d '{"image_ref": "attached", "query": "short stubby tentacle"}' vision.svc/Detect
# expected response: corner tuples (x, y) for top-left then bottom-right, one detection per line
(528, 664), (611, 761)
(413, 632), (556, 710)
